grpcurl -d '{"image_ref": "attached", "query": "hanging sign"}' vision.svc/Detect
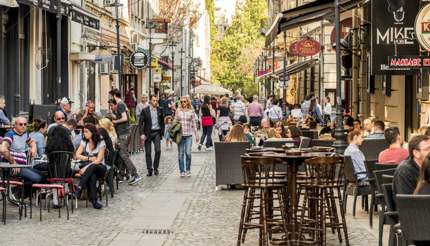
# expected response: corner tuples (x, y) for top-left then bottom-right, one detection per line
(415, 4), (430, 51)
(129, 50), (149, 69)
(371, 0), (420, 74)
(330, 17), (352, 46)
(289, 38), (321, 57)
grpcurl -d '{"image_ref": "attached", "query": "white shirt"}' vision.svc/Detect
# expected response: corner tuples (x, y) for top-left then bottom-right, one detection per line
(324, 102), (332, 115)
(231, 100), (245, 120)
(291, 109), (303, 119)
(268, 105), (283, 121)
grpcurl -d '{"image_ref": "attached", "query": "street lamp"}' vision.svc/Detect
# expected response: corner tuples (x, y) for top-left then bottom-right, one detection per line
(146, 20), (156, 95)
(107, 0), (124, 88)
(333, 0), (347, 154)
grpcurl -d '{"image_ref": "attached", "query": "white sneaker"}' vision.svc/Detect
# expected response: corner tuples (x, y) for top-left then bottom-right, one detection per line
(206, 147), (214, 151)
(180, 172), (185, 177)
(186, 171), (191, 177)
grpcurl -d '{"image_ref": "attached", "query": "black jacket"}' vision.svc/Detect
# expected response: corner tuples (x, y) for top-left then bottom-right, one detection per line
(139, 106), (165, 137)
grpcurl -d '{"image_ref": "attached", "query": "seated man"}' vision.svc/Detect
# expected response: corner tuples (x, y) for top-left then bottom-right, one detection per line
(367, 120), (385, 139)
(378, 127), (408, 164)
(393, 135), (430, 195)
(0, 117), (42, 184)
(344, 129), (368, 184)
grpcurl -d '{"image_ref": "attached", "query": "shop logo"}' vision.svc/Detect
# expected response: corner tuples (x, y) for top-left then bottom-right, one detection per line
(415, 4), (430, 51)
(386, 0), (405, 23)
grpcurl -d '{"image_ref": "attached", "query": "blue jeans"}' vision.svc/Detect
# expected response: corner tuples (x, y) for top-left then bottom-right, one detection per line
(178, 136), (192, 173)
(199, 126), (213, 148)
(18, 168), (43, 184)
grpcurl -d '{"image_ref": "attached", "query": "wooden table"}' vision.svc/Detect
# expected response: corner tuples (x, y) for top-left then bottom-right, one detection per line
(248, 150), (333, 242)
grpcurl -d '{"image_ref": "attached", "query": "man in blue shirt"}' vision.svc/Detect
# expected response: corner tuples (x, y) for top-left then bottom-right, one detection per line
(0, 117), (42, 184)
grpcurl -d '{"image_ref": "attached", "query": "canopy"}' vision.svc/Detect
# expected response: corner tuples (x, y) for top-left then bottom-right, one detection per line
(194, 82), (233, 96)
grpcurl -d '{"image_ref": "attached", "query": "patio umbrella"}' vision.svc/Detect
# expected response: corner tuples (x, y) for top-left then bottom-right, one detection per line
(194, 82), (233, 95)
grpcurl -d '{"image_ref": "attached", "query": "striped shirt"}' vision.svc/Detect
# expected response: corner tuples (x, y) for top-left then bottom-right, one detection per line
(176, 109), (196, 136)
(2, 130), (31, 164)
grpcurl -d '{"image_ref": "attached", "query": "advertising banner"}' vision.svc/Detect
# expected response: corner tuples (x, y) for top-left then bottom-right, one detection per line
(371, 0), (420, 74)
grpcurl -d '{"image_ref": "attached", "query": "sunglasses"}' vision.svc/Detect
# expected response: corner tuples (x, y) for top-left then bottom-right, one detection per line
(56, 117), (65, 120)
(17, 123), (27, 126)
(181, 101), (187, 103)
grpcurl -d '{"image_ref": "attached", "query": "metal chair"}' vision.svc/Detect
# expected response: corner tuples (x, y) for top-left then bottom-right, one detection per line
(30, 151), (74, 221)
(396, 195), (430, 245)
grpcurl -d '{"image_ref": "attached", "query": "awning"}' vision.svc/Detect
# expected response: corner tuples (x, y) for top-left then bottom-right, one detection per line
(265, 0), (363, 46)
(70, 49), (112, 62)
(278, 59), (319, 77)
(257, 58), (318, 80)
(0, 0), (18, 7)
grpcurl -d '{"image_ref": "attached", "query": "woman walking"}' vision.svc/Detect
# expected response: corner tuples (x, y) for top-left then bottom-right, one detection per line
(175, 96), (199, 177)
(198, 95), (215, 151)
(216, 97), (232, 141)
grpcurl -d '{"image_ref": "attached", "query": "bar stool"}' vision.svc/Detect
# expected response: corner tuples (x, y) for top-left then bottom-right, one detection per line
(237, 155), (289, 246)
(297, 156), (349, 246)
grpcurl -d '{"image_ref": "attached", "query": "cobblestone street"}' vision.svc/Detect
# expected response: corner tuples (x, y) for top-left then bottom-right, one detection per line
(1, 143), (382, 246)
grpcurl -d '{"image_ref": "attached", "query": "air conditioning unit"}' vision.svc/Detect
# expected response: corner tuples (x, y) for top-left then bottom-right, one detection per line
(99, 63), (110, 74)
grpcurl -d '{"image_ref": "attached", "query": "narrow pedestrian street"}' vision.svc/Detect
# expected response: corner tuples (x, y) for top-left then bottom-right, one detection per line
(1, 143), (381, 246)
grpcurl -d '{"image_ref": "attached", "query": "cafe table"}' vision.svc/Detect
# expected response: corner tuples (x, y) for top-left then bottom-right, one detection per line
(247, 149), (333, 242)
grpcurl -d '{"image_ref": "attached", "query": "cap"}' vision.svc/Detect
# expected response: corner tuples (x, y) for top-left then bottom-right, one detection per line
(60, 97), (73, 105)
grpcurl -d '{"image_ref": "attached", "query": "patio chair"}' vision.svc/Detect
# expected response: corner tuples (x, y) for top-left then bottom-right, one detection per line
(382, 183), (399, 246)
(215, 142), (250, 187)
(372, 168), (397, 246)
(342, 156), (372, 216)
(299, 137), (312, 148)
(396, 195), (430, 245)
(310, 139), (335, 147)
(359, 139), (389, 161)
(30, 151), (74, 221)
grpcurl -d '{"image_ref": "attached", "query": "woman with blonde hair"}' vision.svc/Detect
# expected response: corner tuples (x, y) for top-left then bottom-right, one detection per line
(99, 118), (118, 146)
(225, 125), (246, 142)
(175, 96), (199, 177)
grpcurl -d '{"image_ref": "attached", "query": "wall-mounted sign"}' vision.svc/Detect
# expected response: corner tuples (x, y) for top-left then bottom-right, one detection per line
(289, 38), (321, 57)
(415, 4), (430, 51)
(371, 0), (420, 74)
(389, 56), (430, 69)
(330, 17), (352, 46)
(129, 51), (149, 69)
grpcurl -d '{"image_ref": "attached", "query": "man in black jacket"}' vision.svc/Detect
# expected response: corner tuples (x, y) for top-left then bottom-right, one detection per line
(139, 95), (165, 176)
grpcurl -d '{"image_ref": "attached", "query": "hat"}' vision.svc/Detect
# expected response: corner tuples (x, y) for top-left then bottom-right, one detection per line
(59, 97), (73, 105)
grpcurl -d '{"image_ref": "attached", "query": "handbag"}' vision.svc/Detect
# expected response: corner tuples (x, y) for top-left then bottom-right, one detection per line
(201, 116), (214, 127)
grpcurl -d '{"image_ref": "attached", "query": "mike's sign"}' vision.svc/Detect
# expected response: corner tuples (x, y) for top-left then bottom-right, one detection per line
(371, 0), (420, 74)
(416, 4), (430, 51)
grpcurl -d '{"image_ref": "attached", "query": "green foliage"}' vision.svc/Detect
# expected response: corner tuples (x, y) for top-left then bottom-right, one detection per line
(209, 0), (267, 98)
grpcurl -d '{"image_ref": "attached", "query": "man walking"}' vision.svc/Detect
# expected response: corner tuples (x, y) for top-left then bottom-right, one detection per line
(139, 95), (165, 176)
(247, 95), (263, 127)
(109, 89), (142, 185)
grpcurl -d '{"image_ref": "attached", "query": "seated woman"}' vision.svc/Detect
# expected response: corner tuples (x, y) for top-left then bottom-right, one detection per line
(30, 119), (47, 157)
(274, 121), (287, 138)
(225, 125), (246, 142)
(344, 129), (368, 184)
(286, 126), (302, 147)
(98, 118), (116, 166)
(73, 123), (107, 209)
